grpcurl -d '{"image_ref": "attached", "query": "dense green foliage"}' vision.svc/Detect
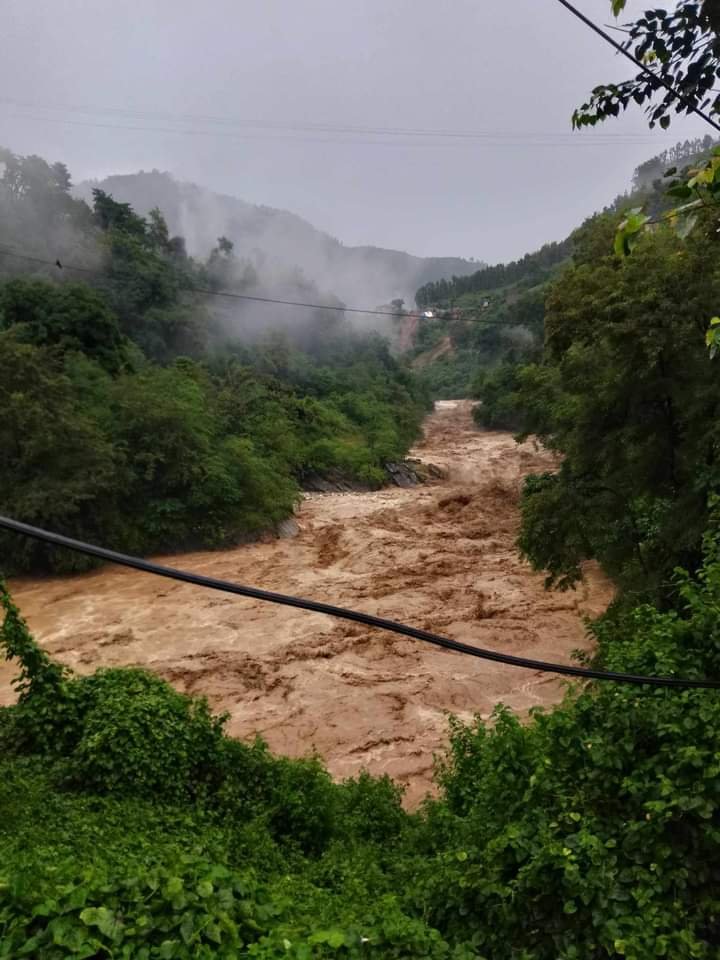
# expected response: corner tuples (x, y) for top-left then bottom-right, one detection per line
(421, 532), (720, 958)
(415, 239), (571, 308)
(0, 150), (428, 573)
(510, 207), (720, 600)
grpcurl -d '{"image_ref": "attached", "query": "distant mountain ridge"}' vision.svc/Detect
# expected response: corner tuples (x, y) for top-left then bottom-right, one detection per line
(75, 171), (481, 307)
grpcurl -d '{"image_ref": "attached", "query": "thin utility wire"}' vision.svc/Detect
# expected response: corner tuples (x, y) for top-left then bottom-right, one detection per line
(0, 246), (520, 325)
(0, 95), (683, 145)
(555, 0), (720, 134)
(4, 110), (677, 149)
(0, 515), (718, 689)
(0, 93), (667, 137)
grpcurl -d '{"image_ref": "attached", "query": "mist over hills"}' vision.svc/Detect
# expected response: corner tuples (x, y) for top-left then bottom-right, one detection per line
(75, 171), (481, 308)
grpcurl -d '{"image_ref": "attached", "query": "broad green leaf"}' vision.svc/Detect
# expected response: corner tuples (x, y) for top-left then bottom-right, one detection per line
(309, 929), (347, 947)
(180, 917), (195, 945)
(79, 906), (122, 941)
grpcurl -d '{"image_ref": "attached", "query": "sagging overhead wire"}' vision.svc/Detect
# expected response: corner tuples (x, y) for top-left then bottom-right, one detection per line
(5, 110), (683, 149)
(0, 95), (687, 147)
(1, 514), (718, 690)
(0, 245), (512, 325)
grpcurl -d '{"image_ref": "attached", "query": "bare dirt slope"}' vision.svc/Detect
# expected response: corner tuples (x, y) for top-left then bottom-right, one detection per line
(0, 401), (612, 805)
(411, 334), (454, 369)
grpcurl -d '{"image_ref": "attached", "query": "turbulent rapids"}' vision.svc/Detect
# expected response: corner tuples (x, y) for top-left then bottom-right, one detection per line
(1, 401), (611, 804)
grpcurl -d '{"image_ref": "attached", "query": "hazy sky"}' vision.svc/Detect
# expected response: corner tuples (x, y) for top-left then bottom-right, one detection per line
(1, 0), (710, 263)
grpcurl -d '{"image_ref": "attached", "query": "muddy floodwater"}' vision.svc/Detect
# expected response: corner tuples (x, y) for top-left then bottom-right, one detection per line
(1, 400), (612, 805)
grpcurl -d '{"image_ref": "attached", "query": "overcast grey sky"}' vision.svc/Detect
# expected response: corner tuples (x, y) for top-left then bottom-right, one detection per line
(1, 0), (710, 263)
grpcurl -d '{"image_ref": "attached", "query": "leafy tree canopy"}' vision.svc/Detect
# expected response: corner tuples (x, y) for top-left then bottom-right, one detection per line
(575, 2), (720, 132)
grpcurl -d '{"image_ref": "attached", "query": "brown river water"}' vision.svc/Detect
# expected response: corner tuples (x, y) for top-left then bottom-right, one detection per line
(1, 400), (612, 805)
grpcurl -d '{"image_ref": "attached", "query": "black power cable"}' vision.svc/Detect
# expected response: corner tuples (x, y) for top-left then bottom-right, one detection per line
(1, 514), (718, 689)
(555, 0), (720, 135)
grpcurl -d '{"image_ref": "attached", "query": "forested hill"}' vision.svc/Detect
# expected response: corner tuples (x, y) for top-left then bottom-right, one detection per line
(409, 135), (720, 400)
(415, 238), (572, 307)
(416, 136), (718, 310)
(0, 147), (430, 575)
(407, 237), (571, 399)
(75, 171), (481, 307)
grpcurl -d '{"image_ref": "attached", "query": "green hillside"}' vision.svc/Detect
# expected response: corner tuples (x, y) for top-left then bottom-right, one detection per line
(410, 239), (570, 400)
(0, 148), (428, 575)
(411, 135), (719, 404)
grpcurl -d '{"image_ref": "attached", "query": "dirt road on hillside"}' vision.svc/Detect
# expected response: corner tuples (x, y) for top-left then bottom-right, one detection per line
(0, 401), (612, 804)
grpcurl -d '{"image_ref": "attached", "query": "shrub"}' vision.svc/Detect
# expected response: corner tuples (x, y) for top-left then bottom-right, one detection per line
(266, 757), (339, 856)
(64, 669), (226, 799)
(336, 772), (407, 844)
(0, 856), (282, 959)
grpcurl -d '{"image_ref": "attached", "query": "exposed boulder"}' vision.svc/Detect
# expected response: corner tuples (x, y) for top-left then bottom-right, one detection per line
(301, 459), (447, 494)
(301, 471), (369, 493)
(385, 459), (447, 487)
(276, 518), (300, 539)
